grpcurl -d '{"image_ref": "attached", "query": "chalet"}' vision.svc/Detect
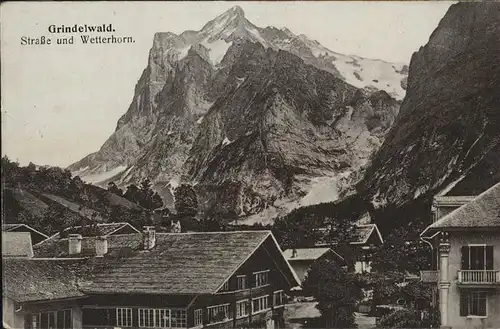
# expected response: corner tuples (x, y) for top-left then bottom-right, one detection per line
(283, 247), (345, 283)
(315, 223), (384, 273)
(34, 222), (140, 246)
(2, 223), (49, 245)
(4, 228), (300, 329)
(420, 182), (500, 329)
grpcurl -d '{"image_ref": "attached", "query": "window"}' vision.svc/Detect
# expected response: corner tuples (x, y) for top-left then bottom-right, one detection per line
(236, 300), (249, 318)
(461, 245), (494, 270)
(56, 310), (72, 329)
(253, 270), (269, 287)
(31, 309), (72, 329)
(207, 304), (232, 324)
(237, 275), (247, 290)
(138, 309), (153, 327)
(138, 309), (185, 328)
(460, 291), (487, 317)
(273, 291), (285, 307)
(252, 295), (269, 314)
(194, 309), (203, 326)
(116, 308), (133, 327)
(170, 310), (187, 328)
(82, 308), (116, 326)
(221, 280), (230, 291)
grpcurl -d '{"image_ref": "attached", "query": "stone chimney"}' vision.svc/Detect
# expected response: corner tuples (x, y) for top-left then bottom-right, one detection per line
(142, 226), (156, 250)
(68, 234), (82, 255)
(95, 236), (108, 257)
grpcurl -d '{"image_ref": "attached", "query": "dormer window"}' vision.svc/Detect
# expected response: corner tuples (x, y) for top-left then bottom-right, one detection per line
(222, 281), (230, 291)
(237, 275), (247, 290)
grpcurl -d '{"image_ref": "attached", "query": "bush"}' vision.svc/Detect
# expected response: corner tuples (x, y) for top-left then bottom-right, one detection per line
(379, 309), (419, 328)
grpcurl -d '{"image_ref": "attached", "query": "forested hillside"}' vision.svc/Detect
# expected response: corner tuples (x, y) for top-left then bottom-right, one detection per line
(1, 156), (163, 236)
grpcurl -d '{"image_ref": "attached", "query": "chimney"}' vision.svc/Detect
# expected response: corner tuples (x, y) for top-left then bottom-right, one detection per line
(95, 236), (108, 257)
(142, 226), (156, 250)
(68, 234), (82, 255)
(170, 220), (181, 233)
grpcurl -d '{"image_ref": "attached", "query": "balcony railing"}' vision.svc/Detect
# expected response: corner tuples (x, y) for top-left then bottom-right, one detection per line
(458, 270), (500, 284)
(420, 270), (439, 283)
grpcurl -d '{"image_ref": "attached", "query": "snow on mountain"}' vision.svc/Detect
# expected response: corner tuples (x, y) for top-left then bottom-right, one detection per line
(149, 6), (408, 97)
(69, 6), (406, 222)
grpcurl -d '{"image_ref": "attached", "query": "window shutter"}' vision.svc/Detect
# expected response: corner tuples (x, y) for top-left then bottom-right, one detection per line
(459, 292), (468, 316)
(486, 246), (494, 270)
(461, 246), (470, 270)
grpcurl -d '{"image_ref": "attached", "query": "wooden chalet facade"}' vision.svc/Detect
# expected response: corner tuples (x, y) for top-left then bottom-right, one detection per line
(3, 229), (299, 329)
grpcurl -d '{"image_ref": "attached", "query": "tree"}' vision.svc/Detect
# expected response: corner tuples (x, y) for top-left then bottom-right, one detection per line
(302, 258), (363, 328)
(272, 211), (324, 250)
(174, 184), (198, 217)
(124, 184), (140, 204)
(107, 182), (123, 196)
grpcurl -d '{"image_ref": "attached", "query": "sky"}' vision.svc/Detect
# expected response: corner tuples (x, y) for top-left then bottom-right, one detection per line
(1, 1), (455, 168)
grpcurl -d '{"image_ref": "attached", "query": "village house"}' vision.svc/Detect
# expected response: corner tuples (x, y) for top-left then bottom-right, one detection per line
(2, 223), (49, 245)
(315, 223), (384, 274)
(283, 247), (345, 283)
(3, 228), (300, 329)
(420, 182), (500, 329)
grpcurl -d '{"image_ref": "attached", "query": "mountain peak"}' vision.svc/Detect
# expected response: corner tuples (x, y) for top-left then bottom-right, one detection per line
(214, 5), (246, 24)
(199, 5), (248, 38)
(229, 5), (245, 17)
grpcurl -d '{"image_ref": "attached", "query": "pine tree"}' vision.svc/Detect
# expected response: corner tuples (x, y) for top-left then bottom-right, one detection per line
(174, 184), (198, 217)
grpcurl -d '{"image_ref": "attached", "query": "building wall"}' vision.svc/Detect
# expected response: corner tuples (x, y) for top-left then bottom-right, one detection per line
(22, 299), (83, 329)
(3, 296), (25, 329)
(445, 231), (500, 329)
(189, 242), (290, 329)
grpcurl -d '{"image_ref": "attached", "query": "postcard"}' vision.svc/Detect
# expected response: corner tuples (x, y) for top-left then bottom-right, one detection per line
(2, 2), (499, 329)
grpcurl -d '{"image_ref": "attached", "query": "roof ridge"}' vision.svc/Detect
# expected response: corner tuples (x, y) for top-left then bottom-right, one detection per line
(156, 230), (271, 235)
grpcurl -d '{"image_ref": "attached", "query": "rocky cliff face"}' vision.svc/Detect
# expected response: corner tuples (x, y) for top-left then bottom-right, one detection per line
(360, 2), (500, 207)
(69, 6), (404, 222)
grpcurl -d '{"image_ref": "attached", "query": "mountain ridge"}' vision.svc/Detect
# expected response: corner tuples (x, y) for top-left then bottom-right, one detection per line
(68, 6), (406, 222)
(359, 2), (500, 209)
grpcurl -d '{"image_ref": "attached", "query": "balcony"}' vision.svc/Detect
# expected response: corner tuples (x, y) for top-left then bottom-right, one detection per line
(420, 270), (439, 283)
(458, 270), (500, 286)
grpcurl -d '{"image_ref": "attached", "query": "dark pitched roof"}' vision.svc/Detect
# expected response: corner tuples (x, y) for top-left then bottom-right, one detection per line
(422, 182), (500, 235)
(2, 258), (87, 302)
(2, 232), (34, 257)
(82, 231), (280, 294)
(350, 224), (384, 244)
(36, 222), (139, 246)
(315, 224), (384, 246)
(31, 231), (299, 296)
